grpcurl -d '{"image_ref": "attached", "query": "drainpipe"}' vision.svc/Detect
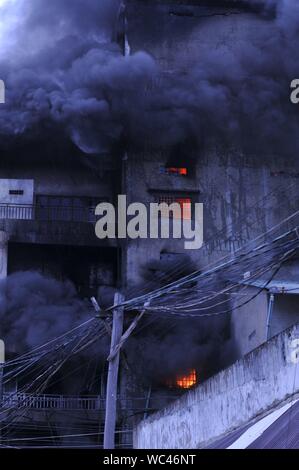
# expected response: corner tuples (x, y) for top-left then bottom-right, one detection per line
(266, 293), (275, 341)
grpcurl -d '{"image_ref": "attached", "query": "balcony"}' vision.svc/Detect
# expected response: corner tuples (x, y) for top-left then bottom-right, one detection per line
(2, 393), (102, 411)
(0, 202), (98, 223)
(0, 202), (117, 247)
(1, 392), (180, 413)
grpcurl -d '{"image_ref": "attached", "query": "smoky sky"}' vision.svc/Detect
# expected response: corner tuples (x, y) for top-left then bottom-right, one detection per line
(0, 0), (298, 156)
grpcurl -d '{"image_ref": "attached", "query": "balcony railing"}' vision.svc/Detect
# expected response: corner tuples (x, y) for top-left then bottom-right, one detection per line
(0, 203), (97, 223)
(1, 393), (180, 411)
(2, 393), (102, 410)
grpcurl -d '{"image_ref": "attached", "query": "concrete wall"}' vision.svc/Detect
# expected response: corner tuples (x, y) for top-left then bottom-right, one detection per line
(232, 287), (269, 356)
(0, 166), (112, 200)
(0, 178), (34, 205)
(271, 294), (299, 338)
(233, 291), (299, 357)
(124, 3), (299, 286)
(124, 149), (298, 285)
(133, 323), (299, 449)
(232, 259), (299, 356)
(0, 230), (9, 280)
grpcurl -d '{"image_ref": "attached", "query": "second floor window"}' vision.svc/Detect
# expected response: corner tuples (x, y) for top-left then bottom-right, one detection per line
(156, 195), (192, 220)
(160, 166), (188, 176)
(36, 196), (104, 223)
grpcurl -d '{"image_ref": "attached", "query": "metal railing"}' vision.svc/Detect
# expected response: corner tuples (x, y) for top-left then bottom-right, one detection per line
(2, 393), (102, 410)
(1, 393), (180, 412)
(0, 203), (97, 223)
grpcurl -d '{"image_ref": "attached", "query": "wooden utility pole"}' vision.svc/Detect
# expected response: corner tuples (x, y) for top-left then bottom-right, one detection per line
(0, 339), (4, 407)
(104, 292), (124, 449)
(0, 341), (5, 445)
(0, 364), (3, 408)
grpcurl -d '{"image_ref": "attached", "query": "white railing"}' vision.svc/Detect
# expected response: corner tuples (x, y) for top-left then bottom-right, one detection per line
(1, 393), (180, 412)
(2, 393), (102, 410)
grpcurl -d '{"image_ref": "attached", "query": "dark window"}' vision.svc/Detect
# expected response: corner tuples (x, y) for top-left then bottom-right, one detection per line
(9, 190), (24, 196)
(156, 195), (192, 220)
(160, 166), (188, 176)
(35, 195), (106, 222)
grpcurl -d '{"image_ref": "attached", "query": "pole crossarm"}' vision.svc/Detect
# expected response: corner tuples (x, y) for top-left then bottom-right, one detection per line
(107, 301), (150, 362)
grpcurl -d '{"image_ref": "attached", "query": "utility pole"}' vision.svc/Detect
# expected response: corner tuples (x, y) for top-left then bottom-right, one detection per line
(103, 2), (128, 450)
(104, 292), (125, 449)
(0, 339), (4, 406)
(0, 339), (5, 445)
(0, 364), (3, 409)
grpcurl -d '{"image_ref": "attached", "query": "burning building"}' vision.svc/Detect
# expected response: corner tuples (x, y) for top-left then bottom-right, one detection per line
(0, 0), (299, 448)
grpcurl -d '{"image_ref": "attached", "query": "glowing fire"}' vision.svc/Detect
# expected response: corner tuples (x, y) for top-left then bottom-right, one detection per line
(176, 197), (192, 220)
(176, 369), (197, 389)
(166, 167), (188, 176)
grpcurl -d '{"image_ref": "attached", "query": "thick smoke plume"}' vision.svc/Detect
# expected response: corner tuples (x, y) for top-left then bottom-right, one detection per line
(0, 271), (91, 353)
(126, 313), (236, 386)
(0, 0), (298, 156)
(0, 271), (110, 395)
(125, 257), (237, 385)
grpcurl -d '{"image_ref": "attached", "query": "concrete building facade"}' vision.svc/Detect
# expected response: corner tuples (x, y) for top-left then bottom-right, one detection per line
(0, 0), (299, 447)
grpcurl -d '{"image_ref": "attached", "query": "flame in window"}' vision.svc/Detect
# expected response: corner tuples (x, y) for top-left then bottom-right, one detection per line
(156, 196), (192, 220)
(176, 198), (192, 220)
(166, 167), (188, 176)
(176, 369), (197, 389)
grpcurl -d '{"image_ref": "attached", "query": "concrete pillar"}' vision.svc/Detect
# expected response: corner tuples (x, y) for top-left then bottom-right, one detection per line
(0, 231), (9, 280)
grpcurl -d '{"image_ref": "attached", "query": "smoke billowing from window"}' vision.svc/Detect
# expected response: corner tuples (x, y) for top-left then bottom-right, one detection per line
(124, 256), (237, 386)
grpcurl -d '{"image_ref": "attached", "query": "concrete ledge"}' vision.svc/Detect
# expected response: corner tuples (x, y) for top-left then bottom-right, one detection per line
(133, 323), (299, 449)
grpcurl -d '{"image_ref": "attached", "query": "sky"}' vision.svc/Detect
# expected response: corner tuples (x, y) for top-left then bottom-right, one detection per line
(0, 0), (20, 54)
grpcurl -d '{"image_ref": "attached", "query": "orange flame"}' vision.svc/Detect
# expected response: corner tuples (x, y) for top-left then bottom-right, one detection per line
(166, 167), (188, 176)
(176, 369), (197, 389)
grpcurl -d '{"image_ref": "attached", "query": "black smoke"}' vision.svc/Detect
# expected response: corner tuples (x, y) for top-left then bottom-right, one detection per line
(0, 270), (91, 352)
(0, 0), (298, 156)
(126, 311), (236, 387)
(0, 271), (111, 395)
(124, 257), (237, 386)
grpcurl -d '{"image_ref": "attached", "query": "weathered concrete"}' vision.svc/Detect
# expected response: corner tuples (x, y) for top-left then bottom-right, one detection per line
(133, 323), (299, 449)
(0, 230), (9, 280)
(232, 286), (269, 356)
(232, 259), (299, 356)
(124, 3), (299, 286)
(0, 178), (34, 206)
